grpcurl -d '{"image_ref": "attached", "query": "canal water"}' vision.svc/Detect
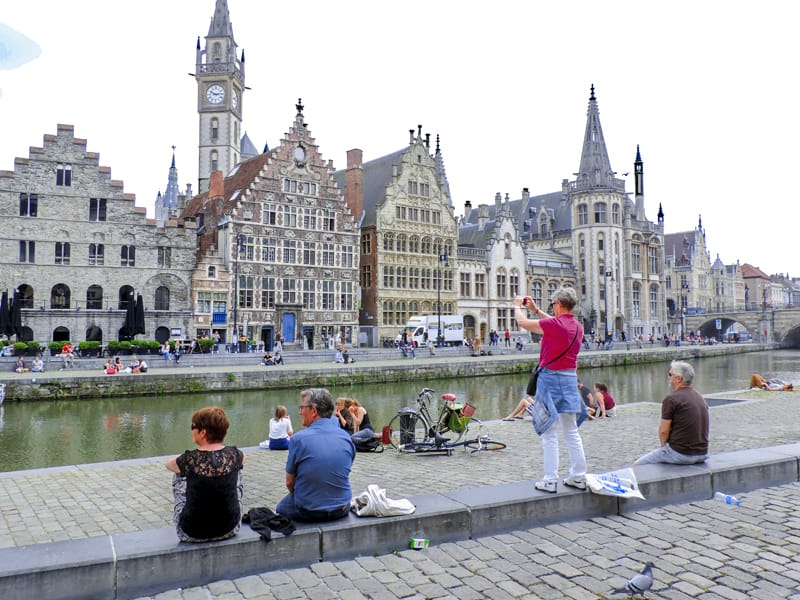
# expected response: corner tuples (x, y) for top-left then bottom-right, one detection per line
(0, 350), (797, 472)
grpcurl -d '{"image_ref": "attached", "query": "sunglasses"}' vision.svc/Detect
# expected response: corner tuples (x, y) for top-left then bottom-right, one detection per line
(299, 404), (313, 411)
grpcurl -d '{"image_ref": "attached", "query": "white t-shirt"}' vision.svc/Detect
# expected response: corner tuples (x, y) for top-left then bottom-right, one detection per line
(269, 416), (293, 440)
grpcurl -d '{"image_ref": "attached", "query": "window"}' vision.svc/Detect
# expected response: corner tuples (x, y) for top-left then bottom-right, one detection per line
(281, 278), (296, 304)
(407, 181), (418, 195)
(197, 292), (212, 313)
(241, 235), (254, 260)
(89, 198), (107, 221)
(18, 284), (34, 308)
(631, 243), (641, 272)
(303, 241), (316, 265)
(383, 233), (395, 251)
(282, 205), (297, 227)
(509, 271), (520, 297)
(56, 164), (72, 186)
(598, 237), (604, 251)
(158, 246), (171, 268)
(383, 266), (393, 288)
(20, 193), (38, 217)
(594, 202), (606, 223)
(238, 276), (254, 308)
(322, 243), (335, 266)
(211, 118), (219, 141)
(577, 204), (588, 225)
(303, 209), (317, 230)
(86, 285), (103, 310)
(155, 286), (170, 311)
(648, 247), (658, 274)
(421, 237), (431, 254)
(51, 284), (70, 309)
(632, 284), (641, 318)
(532, 282), (543, 307)
(283, 179), (316, 195)
(475, 273), (486, 297)
(410, 268), (419, 289)
(121, 245), (135, 266)
(211, 151), (218, 173)
(261, 278), (276, 309)
(409, 236), (419, 254)
(282, 240), (296, 263)
(460, 273), (472, 297)
(650, 285), (659, 314)
(302, 279), (315, 309)
(55, 242), (70, 265)
(262, 203), (277, 225)
(207, 265), (216, 278)
(361, 234), (371, 255)
(88, 243), (104, 266)
(361, 265), (371, 288)
(497, 308), (509, 331)
(341, 245), (354, 268)
(340, 282), (353, 310)
(19, 240), (35, 263)
(397, 235), (407, 253)
(322, 209), (335, 231)
(261, 238), (277, 262)
(612, 203), (620, 224)
(321, 281), (334, 310)
(496, 270), (507, 298)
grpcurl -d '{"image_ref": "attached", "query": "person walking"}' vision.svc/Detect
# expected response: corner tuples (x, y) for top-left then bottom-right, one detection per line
(514, 287), (588, 493)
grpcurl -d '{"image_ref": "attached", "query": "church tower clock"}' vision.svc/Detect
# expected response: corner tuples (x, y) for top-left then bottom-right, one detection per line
(195, 0), (245, 194)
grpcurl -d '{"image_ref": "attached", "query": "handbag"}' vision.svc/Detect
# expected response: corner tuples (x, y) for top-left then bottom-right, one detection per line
(525, 328), (580, 397)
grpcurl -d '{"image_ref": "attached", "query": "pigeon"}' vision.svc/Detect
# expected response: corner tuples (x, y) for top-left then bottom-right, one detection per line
(612, 561), (654, 598)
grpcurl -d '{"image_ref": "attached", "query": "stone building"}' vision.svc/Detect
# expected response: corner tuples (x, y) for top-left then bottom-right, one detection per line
(181, 102), (360, 350)
(663, 219), (713, 328)
(710, 256), (745, 312)
(459, 86), (667, 342)
(0, 125), (196, 345)
(336, 127), (458, 346)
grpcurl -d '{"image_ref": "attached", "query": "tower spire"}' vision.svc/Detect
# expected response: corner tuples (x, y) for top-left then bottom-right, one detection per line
(208, 0), (234, 38)
(576, 84), (618, 190)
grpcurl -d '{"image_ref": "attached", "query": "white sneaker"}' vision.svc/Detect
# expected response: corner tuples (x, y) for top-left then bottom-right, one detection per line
(563, 478), (587, 490)
(534, 480), (557, 493)
(258, 440), (270, 450)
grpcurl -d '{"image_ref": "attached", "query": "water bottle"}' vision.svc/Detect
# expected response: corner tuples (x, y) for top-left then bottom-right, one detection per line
(713, 491), (741, 505)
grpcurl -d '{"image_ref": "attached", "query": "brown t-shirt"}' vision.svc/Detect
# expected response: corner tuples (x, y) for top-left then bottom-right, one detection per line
(662, 385), (709, 456)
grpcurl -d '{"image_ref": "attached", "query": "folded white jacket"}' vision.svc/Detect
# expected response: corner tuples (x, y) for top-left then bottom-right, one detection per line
(351, 484), (416, 517)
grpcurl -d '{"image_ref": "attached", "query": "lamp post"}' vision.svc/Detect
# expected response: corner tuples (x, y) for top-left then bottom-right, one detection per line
(603, 268), (613, 346)
(680, 281), (689, 340)
(437, 248), (449, 347)
(232, 232), (245, 350)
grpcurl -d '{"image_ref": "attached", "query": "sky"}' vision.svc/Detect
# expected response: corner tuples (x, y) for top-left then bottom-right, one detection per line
(1, 1), (798, 277)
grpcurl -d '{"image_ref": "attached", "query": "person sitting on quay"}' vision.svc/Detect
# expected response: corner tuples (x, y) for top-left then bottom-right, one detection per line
(577, 379), (599, 419)
(276, 388), (354, 523)
(104, 359), (116, 375)
(262, 351), (275, 366)
(333, 346), (345, 363)
(161, 340), (171, 361)
(634, 360), (709, 466)
(131, 356), (148, 374)
(113, 356), (124, 373)
(343, 398), (377, 446)
(592, 382), (616, 418)
(166, 406), (245, 542)
(273, 351), (284, 365)
(60, 342), (75, 369)
(503, 396), (532, 421)
(30, 354), (45, 373)
(14, 356), (28, 373)
(259, 405), (293, 450)
(749, 373), (794, 391)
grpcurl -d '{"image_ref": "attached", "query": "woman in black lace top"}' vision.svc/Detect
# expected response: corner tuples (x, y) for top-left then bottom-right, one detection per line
(166, 406), (246, 542)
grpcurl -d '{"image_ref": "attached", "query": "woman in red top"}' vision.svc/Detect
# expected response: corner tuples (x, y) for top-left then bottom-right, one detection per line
(593, 382), (616, 418)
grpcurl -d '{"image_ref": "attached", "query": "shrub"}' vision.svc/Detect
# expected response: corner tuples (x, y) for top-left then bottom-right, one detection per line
(26, 341), (41, 352)
(198, 338), (214, 353)
(14, 342), (27, 352)
(147, 340), (162, 351)
(118, 341), (132, 350)
(79, 341), (100, 352)
(49, 341), (63, 353)
(108, 340), (121, 353)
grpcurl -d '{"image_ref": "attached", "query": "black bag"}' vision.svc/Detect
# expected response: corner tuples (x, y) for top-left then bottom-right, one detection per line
(354, 437), (384, 453)
(526, 366), (542, 396)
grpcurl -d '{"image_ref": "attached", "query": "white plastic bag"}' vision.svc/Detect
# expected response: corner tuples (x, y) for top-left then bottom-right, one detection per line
(351, 484), (416, 517)
(585, 467), (645, 499)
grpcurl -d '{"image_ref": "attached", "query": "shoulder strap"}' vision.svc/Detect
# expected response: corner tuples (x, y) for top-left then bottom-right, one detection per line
(539, 328), (581, 369)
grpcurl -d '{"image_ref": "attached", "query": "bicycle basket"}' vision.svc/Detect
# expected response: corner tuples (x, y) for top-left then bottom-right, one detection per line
(447, 402), (476, 433)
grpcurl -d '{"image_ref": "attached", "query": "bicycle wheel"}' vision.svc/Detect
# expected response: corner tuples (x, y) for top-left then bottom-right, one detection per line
(387, 411), (431, 449)
(464, 438), (506, 452)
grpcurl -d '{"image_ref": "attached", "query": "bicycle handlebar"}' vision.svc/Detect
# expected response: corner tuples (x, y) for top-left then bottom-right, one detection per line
(419, 387), (435, 396)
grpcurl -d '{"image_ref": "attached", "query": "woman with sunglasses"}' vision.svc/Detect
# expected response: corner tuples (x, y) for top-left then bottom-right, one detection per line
(166, 406), (246, 542)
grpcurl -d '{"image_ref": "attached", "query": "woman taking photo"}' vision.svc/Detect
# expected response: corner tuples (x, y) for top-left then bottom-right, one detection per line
(166, 406), (246, 542)
(514, 287), (588, 494)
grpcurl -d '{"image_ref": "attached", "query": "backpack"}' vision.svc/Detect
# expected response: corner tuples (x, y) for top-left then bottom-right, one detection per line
(354, 437), (384, 453)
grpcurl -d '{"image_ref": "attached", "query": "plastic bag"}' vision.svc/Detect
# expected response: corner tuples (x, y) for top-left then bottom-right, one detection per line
(351, 484), (416, 517)
(585, 467), (645, 499)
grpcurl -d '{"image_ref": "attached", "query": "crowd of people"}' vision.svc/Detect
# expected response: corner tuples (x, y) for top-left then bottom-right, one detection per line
(103, 355), (148, 375)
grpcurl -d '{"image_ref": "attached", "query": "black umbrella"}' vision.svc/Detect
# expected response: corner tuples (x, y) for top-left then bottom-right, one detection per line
(124, 292), (136, 340)
(9, 289), (22, 339)
(135, 294), (146, 335)
(0, 290), (10, 338)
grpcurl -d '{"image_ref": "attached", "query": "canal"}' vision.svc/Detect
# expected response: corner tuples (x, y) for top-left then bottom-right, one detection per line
(0, 349), (797, 472)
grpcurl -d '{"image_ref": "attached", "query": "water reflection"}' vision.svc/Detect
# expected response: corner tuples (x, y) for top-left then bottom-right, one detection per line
(0, 350), (797, 472)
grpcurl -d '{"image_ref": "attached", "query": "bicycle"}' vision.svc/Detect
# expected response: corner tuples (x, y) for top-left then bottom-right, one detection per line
(384, 388), (505, 454)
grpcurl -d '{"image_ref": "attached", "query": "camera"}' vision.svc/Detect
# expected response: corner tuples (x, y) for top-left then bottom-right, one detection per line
(523, 296), (533, 308)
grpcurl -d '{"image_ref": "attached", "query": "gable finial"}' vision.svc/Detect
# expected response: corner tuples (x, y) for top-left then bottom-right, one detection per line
(590, 83), (595, 101)
(296, 98), (304, 115)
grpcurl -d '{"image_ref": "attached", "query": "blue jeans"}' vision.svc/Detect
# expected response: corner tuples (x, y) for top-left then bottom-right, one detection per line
(275, 493), (349, 523)
(635, 443), (707, 465)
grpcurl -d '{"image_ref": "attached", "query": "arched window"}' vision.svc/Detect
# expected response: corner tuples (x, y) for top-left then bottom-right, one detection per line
(383, 233), (394, 251)
(211, 118), (219, 141)
(50, 284), (71, 309)
(532, 282), (543, 307)
(155, 286), (170, 311)
(52, 326), (70, 343)
(612, 203), (621, 224)
(594, 202), (607, 223)
(85, 325), (102, 343)
(18, 284), (34, 309)
(632, 283), (641, 318)
(208, 265), (217, 278)
(211, 150), (218, 173)
(119, 285), (134, 310)
(577, 204), (588, 225)
(121, 245), (135, 267)
(650, 285), (659, 314)
(86, 285), (103, 310)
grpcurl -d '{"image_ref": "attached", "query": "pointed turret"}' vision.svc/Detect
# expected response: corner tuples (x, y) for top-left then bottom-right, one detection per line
(434, 135), (452, 207)
(156, 147), (181, 227)
(634, 144), (645, 220)
(575, 85), (623, 192)
(208, 0), (234, 38)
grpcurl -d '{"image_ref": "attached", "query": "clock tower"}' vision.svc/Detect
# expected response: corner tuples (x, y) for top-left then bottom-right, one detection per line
(195, 0), (245, 194)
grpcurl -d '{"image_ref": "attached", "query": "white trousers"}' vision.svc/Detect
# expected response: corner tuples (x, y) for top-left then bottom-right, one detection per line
(540, 412), (587, 481)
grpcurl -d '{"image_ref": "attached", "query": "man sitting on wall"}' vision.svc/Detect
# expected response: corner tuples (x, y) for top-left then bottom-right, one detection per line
(60, 342), (75, 369)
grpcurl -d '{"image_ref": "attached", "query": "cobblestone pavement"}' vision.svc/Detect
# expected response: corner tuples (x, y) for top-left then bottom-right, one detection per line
(133, 481), (800, 599)
(0, 389), (798, 550)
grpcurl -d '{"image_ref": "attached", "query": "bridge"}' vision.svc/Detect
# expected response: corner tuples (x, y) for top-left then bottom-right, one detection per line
(684, 307), (800, 347)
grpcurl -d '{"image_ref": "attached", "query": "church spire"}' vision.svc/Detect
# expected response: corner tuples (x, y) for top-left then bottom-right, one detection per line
(208, 0), (234, 38)
(576, 84), (620, 191)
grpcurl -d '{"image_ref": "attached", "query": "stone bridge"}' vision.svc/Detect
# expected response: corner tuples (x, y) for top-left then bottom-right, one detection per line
(684, 307), (800, 347)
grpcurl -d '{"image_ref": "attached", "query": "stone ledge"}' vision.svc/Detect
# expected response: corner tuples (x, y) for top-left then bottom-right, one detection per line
(0, 445), (798, 600)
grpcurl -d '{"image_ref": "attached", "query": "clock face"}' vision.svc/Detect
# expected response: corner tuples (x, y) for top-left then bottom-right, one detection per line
(232, 91), (238, 109)
(206, 84), (225, 104)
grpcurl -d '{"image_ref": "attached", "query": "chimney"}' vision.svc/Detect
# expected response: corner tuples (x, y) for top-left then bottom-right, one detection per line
(494, 192), (501, 210)
(478, 204), (489, 230)
(522, 187), (530, 202)
(344, 149), (364, 221)
(464, 200), (472, 220)
(209, 170), (224, 199)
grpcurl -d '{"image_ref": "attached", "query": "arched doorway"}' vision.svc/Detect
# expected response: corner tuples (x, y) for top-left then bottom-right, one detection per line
(154, 326), (170, 344)
(52, 326), (71, 343)
(86, 325), (102, 342)
(464, 315), (476, 341)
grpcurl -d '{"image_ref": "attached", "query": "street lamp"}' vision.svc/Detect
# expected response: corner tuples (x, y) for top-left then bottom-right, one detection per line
(437, 248), (449, 347)
(232, 232), (245, 350)
(603, 268), (613, 346)
(680, 282), (689, 340)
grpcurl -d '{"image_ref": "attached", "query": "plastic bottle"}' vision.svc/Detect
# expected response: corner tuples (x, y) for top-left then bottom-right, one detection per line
(713, 491), (741, 505)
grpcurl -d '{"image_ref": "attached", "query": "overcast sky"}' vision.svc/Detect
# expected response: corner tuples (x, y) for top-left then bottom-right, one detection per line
(2, 1), (797, 277)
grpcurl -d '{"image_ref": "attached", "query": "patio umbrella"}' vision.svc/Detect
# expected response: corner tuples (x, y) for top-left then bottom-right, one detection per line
(124, 292), (136, 340)
(0, 290), (10, 338)
(9, 289), (22, 339)
(135, 294), (146, 335)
